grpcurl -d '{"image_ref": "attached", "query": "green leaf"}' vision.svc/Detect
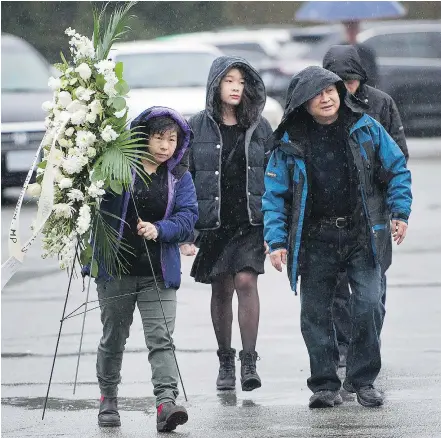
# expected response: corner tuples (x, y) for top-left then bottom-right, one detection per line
(96, 74), (106, 90)
(60, 51), (69, 67)
(115, 62), (124, 80)
(91, 259), (99, 277)
(112, 97), (126, 111)
(115, 80), (129, 96)
(91, 165), (103, 182)
(37, 160), (47, 169)
(110, 179), (123, 194)
(80, 244), (93, 265)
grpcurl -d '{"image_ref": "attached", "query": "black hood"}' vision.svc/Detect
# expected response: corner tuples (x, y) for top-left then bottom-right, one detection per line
(274, 66), (368, 143)
(323, 45), (368, 84)
(205, 56), (266, 123)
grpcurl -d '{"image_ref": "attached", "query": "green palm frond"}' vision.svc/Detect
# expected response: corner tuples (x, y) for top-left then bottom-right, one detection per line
(96, 128), (151, 188)
(94, 209), (135, 277)
(94, 1), (137, 60)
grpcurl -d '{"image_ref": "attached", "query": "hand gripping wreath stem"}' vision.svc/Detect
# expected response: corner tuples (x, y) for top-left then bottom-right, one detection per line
(42, 241), (80, 420)
(128, 184), (188, 402)
(73, 218), (99, 395)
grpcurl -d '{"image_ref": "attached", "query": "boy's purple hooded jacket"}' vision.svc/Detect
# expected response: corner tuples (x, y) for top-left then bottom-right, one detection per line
(84, 106), (198, 289)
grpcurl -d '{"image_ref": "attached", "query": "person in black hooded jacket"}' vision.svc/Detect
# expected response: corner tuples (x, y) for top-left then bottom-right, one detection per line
(323, 44), (409, 367)
(180, 56), (273, 392)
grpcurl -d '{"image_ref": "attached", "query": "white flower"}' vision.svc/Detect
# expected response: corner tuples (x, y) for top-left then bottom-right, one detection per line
(95, 60), (115, 74)
(75, 86), (95, 102)
(42, 101), (54, 112)
(89, 99), (103, 115)
(114, 108), (127, 118)
(67, 189), (84, 202)
(66, 100), (87, 114)
(48, 77), (62, 91)
(76, 37), (95, 60)
(44, 117), (52, 129)
(50, 148), (64, 167)
(75, 130), (96, 150)
(86, 112), (97, 124)
(58, 177), (73, 190)
(57, 91), (72, 108)
(53, 203), (75, 219)
(87, 180), (105, 198)
(62, 154), (88, 174)
(70, 109), (88, 125)
(58, 138), (73, 148)
(101, 125), (119, 142)
(65, 127), (75, 137)
(103, 72), (118, 97)
(76, 204), (91, 235)
(75, 63), (92, 80)
(87, 147), (96, 158)
(27, 183), (41, 197)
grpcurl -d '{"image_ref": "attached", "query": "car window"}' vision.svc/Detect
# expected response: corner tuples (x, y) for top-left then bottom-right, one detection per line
(363, 32), (441, 58)
(1, 43), (51, 92)
(115, 52), (217, 88)
(215, 42), (266, 56)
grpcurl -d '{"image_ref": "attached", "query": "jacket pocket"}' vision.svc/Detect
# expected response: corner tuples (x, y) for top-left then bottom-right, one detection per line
(360, 146), (373, 195)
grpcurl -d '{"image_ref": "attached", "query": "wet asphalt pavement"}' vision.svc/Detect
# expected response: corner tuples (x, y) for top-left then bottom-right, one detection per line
(2, 142), (441, 437)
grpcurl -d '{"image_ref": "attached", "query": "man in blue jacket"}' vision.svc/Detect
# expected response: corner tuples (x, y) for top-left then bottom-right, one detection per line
(87, 107), (198, 432)
(263, 67), (412, 409)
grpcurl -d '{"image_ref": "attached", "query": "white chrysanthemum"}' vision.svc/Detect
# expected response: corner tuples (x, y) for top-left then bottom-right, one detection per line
(75, 63), (92, 80)
(75, 86), (95, 102)
(57, 91), (72, 108)
(65, 27), (76, 37)
(67, 189), (84, 202)
(101, 125), (119, 142)
(42, 101), (54, 112)
(95, 60), (115, 74)
(59, 177), (73, 190)
(48, 77), (62, 91)
(27, 183), (41, 197)
(70, 109), (88, 125)
(103, 72), (118, 97)
(53, 203), (75, 219)
(65, 127), (75, 137)
(87, 180), (105, 199)
(75, 130), (96, 150)
(62, 154), (88, 175)
(87, 147), (96, 158)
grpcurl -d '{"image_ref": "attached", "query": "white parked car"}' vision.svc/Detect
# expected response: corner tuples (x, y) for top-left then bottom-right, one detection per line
(111, 41), (283, 130)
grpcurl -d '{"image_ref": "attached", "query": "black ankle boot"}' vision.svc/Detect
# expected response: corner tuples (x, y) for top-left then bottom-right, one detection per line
(239, 350), (261, 392)
(216, 348), (236, 390)
(156, 402), (188, 432)
(98, 396), (121, 427)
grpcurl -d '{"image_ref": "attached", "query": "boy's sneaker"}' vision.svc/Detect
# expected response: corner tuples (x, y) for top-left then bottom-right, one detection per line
(343, 381), (384, 407)
(309, 390), (343, 408)
(98, 396), (121, 427)
(156, 402), (188, 432)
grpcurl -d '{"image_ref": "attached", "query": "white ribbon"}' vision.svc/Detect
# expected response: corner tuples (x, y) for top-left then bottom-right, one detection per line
(1, 114), (70, 290)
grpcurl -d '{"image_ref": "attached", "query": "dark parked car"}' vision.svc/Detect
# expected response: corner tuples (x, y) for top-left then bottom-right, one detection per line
(1, 33), (53, 198)
(261, 21), (441, 136)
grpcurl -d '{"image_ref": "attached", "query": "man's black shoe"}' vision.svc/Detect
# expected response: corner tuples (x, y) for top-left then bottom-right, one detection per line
(98, 396), (121, 427)
(343, 381), (384, 407)
(239, 350), (261, 391)
(156, 402), (188, 432)
(309, 390), (343, 408)
(216, 348), (236, 390)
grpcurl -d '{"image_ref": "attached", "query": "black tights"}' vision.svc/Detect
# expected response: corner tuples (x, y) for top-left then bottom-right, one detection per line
(211, 269), (260, 353)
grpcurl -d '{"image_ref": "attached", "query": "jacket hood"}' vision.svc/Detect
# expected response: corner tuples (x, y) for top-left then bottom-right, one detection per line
(130, 106), (192, 172)
(205, 56), (266, 123)
(275, 66), (367, 140)
(323, 45), (368, 84)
